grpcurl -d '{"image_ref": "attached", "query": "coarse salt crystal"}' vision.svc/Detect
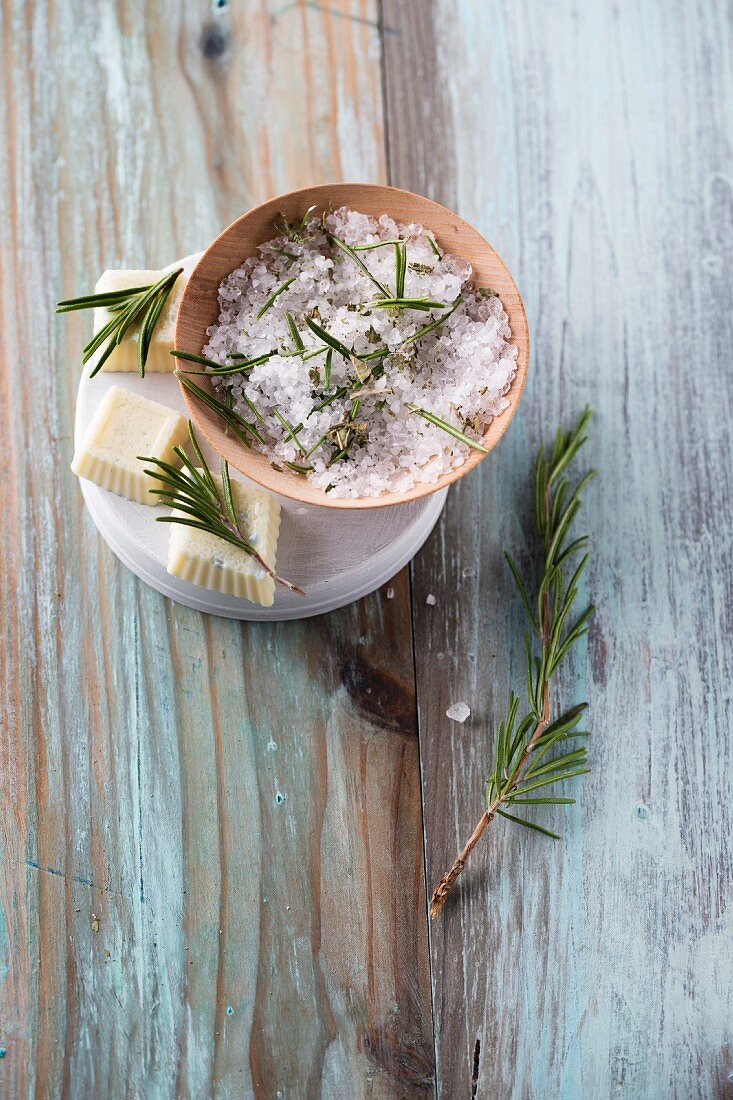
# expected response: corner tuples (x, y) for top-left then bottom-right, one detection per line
(446, 701), (471, 723)
(203, 206), (518, 498)
(426, 593), (437, 605)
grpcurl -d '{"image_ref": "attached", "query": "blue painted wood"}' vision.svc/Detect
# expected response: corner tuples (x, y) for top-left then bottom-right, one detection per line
(384, 0), (733, 1096)
(0, 2), (433, 1097)
(2, 0), (732, 1096)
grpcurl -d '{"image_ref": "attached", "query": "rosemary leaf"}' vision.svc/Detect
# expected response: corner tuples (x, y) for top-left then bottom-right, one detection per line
(426, 233), (441, 257)
(239, 390), (265, 424)
(286, 311), (304, 352)
(138, 280), (175, 377)
(220, 458), (238, 527)
(304, 317), (351, 360)
(171, 349), (273, 375)
(272, 407), (305, 454)
(176, 372), (264, 446)
(185, 422), (217, 497)
(350, 239), (402, 251)
(505, 796), (577, 806)
(406, 404), (489, 454)
(256, 276), (295, 319)
(309, 386), (350, 414)
(300, 346), (329, 362)
(360, 347), (391, 362)
(55, 286), (152, 312)
(365, 297), (449, 312)
(394, 240), (407, 299)
(271, 247), (299, 261)
(398, 295), (463, 348)
(495, 809), (561, 840)
(283, 461), (314, 474)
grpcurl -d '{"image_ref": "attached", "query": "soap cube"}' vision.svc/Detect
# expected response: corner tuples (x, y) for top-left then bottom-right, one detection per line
(88, 266), (188, 374)
(71, 385), (188, 505)
(167, 476), (281, 606)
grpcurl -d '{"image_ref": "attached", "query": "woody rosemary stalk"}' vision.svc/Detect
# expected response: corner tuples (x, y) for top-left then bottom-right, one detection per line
(430, 407), (596, 918)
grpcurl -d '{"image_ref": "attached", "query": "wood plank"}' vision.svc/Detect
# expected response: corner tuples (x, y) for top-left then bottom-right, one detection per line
(384, 0), (733, 1096)
(0, 1), (433, 1095)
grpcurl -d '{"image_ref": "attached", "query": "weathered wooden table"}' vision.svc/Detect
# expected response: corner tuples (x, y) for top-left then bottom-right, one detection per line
(2, 2), (731, 1096)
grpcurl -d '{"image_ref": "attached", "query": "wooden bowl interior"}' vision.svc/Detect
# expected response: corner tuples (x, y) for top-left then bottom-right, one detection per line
(175, 183), (529, 509)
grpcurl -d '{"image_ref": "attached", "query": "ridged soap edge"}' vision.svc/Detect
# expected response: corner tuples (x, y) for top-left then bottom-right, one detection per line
(70, 452), (157, 505)
(165, 495), (281, 607)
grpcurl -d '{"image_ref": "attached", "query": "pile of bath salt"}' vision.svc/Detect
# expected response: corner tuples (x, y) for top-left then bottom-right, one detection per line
(202, 206), (518, 498)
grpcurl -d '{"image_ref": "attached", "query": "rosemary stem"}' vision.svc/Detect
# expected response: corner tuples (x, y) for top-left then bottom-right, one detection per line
(429, 601), (553, 919)
(429, 413), (593, 918)
(428, 808), (494, 919)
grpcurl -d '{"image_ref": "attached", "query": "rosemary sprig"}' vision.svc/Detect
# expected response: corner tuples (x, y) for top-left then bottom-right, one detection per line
(430, 408), (595, 918)
(176, 372), (264, 447)
(56, 268), (183, 377)
(406, 404), (488, 454)
(256, 276), (295, 319)
(171, 349), (274, 375)
(140, 421), (304, 597)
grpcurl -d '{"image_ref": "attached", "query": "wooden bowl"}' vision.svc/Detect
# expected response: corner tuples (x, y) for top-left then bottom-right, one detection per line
(175, 183), (529, 510)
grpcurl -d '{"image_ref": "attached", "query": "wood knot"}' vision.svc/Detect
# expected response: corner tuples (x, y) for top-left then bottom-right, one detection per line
(199, 21), (229, 61)
(338, 651), (415, 736)
(364, 1026), (435, 1090)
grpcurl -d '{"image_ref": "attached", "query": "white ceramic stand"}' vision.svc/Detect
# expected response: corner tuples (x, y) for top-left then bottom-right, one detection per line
(73, 267), (447, 621)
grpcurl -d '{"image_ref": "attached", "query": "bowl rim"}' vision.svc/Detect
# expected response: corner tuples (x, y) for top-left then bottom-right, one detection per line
(175, 181), (529, 510)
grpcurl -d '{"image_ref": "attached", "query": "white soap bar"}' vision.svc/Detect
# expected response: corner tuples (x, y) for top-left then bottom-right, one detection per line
(88, 262), (191, 374)
(167, 476), (281, 606)
(71, 385), (188, 505)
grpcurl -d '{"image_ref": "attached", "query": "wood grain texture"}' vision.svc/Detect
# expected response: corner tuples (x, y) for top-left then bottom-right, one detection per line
(383, 1), (733, 1097)
(0, 1), (433, 1096)
(3, 0), (733, 1097)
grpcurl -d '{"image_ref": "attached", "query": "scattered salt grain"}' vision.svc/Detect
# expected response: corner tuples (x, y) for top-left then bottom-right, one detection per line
(202, 206), (518, 498)
(386, 586), (395, 599)
(446, 701), (471, 723)
(426, 593), (437, 606)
